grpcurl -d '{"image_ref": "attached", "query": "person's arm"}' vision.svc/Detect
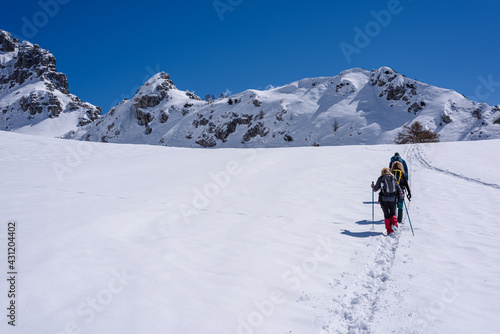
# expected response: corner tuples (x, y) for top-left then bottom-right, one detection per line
(396, 179), (402, 194)
(403, 160), (409, 176)
(400, 173), (411, 198)
(396, 181), (405, 205)
(373, 176), (381, 191)
(405, 176), (412, 200)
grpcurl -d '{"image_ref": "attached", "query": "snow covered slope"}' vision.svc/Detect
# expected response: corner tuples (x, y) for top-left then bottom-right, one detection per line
(1, 130), (499, 333)
(67, 71), (206, 144)
(74, 67), (500, 147)
(0, 30), (100, 137)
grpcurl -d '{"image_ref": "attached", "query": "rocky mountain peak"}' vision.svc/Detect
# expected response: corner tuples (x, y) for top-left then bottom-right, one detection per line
(0, 30), (17, 52)
(133, 72), (175, 109)
(370, 66), (402, 87)
(0, 31), (69, 95)
(0, 29), (100, 135)
(369, 67), (421, 105)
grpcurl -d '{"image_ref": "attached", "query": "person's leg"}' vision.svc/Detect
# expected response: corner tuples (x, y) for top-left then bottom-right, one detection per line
(398, 191), (405, 223)
(380, 201), (393, 234)
(380, 201), (392, 220)
(391, 215), (398, 229)
(388, 200), (397, 217)
(388, 200), (398, 229)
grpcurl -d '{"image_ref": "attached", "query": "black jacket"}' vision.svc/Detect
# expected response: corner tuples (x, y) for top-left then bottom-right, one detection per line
(373, 174), (403, 203)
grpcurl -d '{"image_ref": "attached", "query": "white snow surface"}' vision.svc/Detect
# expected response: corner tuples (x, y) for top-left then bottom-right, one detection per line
(0, 131), (499, 333)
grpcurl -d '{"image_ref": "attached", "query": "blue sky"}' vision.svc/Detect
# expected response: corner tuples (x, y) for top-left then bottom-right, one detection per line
(2, 0), (500, 113)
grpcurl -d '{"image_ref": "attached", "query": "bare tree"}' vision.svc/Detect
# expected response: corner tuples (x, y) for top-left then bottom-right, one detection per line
(395, 121), (440, 144)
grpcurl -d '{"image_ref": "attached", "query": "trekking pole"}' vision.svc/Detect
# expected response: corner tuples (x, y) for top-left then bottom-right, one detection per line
(404, 200), (415, 236)
(371, 182), (375, 230)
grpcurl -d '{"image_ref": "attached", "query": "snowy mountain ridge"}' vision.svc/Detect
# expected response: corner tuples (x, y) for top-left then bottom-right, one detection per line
(1, 28), (499, 147)
(71, 66), (500, 147)
(0, 29), (101, 137)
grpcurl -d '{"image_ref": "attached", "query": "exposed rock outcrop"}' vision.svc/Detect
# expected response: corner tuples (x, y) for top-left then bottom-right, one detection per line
(0, 29), (101, 134)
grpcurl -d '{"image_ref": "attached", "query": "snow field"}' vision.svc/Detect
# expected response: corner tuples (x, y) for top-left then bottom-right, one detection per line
(0, 131), (499, 333)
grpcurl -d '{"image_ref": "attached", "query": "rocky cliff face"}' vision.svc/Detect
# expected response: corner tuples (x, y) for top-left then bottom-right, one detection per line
(0, 30), (100, 136)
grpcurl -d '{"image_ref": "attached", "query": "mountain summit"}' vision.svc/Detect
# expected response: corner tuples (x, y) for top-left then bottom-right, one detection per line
(0, 30), (101, 137)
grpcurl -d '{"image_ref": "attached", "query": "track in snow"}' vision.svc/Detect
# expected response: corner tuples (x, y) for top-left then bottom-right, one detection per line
(411, 145), (500, 191)
(323, 231), (402, 334)
(322, 145), (416, 333)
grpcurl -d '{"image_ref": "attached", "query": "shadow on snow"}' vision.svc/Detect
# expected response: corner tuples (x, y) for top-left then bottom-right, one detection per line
(356, 219), (384, 225)
(341, 229), (384, 238)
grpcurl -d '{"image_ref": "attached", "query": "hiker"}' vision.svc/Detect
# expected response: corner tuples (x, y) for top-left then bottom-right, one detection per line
(391, 161), (412, 223)
(371, 167), (403, 235)
(389, 152), (408, 178)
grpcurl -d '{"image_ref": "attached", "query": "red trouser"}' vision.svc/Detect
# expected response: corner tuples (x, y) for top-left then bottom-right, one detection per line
(380, 200), (398, 233)
(384, 216), (398, 234)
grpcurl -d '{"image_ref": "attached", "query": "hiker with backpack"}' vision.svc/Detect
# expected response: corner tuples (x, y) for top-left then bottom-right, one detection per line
(391, 161), (412, 223)
(371, 167), (404, 235)
(389, 152), (408, 178)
